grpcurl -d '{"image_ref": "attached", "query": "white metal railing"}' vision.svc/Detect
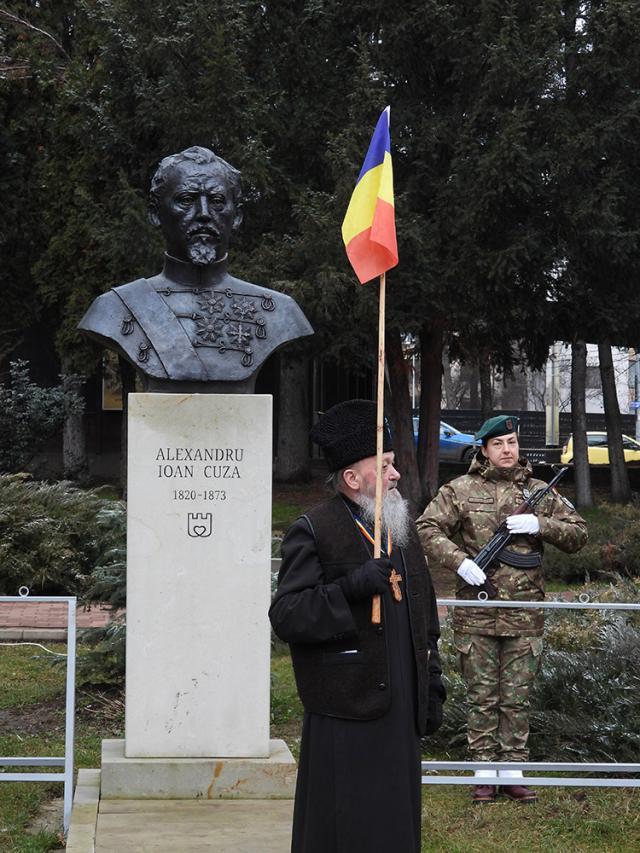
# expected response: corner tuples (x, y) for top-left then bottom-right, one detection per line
(0, 589), (76, 833)
(423, 595), (640, 788)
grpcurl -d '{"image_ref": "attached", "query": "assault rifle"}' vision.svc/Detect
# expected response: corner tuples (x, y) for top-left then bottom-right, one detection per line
(474, 465), (569, 599)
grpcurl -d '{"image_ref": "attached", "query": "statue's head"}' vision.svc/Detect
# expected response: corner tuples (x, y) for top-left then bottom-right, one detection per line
(149, 146), (243, 266)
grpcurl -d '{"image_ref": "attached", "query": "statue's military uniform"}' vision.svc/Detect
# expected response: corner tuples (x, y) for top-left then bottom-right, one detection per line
(417, 453), (587, 762)
(78, 254), (312, 393)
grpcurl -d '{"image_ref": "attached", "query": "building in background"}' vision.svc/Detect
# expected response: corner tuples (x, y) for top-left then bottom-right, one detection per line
(410, 341), (638, 450)
(415, 342), (635, 418)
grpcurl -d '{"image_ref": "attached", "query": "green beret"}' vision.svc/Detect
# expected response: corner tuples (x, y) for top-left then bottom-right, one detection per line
(475, 415), (519, 444)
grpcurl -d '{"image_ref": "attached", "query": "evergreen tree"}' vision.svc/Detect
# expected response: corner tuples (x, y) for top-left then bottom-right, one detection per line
(3, 0), (640, 501)
(551, 0), (640, 502)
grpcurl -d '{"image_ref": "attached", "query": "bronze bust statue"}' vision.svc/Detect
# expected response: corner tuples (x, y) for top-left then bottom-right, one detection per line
(78, 146), (313, 392)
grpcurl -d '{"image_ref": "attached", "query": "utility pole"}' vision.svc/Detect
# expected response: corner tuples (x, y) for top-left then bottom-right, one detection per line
(635, 347), (640, 442)
(545, 342), (560, 445)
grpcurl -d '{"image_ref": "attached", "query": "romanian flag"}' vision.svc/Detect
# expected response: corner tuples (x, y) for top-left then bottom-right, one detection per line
(341, 106), (398, 284)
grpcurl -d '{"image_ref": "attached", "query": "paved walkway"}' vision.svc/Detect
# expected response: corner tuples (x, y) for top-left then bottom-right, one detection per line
(95, 800), (294, 853)
(0, 601), (118, 640)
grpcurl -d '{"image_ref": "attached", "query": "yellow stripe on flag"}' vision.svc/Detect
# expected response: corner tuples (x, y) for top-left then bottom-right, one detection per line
(341, 152), (394, 246)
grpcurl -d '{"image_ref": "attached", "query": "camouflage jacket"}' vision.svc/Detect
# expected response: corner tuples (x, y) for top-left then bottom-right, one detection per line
(416, 455), (588, 636)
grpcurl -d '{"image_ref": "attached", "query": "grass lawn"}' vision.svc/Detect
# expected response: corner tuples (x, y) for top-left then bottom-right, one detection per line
(0, 643), (123, 852)
(2, 464), (639, 848)
(2, 621), (640, 851)
(271, 647), (640, 852)
(272, 478), (330, 535)
(272, 501), (306, 533)
(419, 783), (640, 852)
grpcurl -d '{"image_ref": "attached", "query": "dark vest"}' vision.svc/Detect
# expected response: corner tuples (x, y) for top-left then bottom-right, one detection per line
(288, 496), (436, 734)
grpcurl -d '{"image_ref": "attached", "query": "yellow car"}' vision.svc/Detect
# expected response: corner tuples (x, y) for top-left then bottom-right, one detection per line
(561, 432), (640, 465)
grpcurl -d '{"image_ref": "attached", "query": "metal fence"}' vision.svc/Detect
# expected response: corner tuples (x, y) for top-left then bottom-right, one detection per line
(0, 590), (77, 833)
(440, 408), (637, 448)
(422, 595), (640, 788)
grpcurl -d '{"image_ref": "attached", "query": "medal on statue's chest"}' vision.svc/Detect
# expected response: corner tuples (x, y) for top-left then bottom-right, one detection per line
(156, 286), (276, 368)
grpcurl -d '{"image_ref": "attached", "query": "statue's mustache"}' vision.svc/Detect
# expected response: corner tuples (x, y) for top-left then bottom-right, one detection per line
(187, 225), (220, 241)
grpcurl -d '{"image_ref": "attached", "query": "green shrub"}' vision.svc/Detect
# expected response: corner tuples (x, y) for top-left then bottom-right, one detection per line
(426, 590), (640, 763)
(529, 617), (640, 762)
(423, 621), (469, 757)
(77, 619), (126, 688)
(544, 500), (640, 583)
(544, 578), (640, 650)
(0, 360), (83, 473)
(0, 475), (125, 596)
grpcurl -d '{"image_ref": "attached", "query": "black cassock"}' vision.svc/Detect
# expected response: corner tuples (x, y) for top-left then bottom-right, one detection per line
(271, 519), (422, 853)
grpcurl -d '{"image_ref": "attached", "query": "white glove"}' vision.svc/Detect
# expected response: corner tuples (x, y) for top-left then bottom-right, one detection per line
(457, 558), (486, 586)
(506, 514), (540, 535)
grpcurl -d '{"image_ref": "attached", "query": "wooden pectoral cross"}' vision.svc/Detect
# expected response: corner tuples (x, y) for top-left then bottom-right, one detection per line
(389, 568), (403, 602)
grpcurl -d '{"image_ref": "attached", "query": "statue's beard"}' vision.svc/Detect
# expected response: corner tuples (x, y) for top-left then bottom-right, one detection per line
(187, 239), (218, 266)
(353, 488), (412, 548)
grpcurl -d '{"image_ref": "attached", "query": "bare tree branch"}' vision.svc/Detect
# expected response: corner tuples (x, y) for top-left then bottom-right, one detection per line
(0, 7), (70, 61)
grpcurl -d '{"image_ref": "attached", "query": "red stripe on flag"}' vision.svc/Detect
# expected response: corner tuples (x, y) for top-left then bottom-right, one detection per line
(371, 198), (397, 258)
(345, 199), (398, 284)
(346, 233), (397, 285)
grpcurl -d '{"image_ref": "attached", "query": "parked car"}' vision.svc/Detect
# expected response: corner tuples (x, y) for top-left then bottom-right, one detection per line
(413, 418), (480, 463)
(560, 432), (640, 465)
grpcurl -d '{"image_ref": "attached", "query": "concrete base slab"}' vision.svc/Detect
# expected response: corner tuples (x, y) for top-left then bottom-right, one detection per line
(100, 738), (296, 799)
(66, 768), (101, 853)
(95, 799), (294, 853)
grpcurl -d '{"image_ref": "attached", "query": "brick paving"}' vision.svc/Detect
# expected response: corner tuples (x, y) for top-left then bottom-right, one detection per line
(0, 601), (118, 632)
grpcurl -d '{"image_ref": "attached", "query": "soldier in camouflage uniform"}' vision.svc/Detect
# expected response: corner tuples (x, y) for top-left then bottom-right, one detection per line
(417, 415), (587, 804)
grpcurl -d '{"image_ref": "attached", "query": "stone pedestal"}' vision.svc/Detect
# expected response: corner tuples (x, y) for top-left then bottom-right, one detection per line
(125, 393), (272, 759)
(100, 739), (296, 799)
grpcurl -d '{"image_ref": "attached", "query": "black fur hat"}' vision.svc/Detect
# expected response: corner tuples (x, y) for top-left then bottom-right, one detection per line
(310, 399), (393, 471)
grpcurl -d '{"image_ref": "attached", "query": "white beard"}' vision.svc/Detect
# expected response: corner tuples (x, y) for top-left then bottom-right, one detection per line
(353, 488), (412, 548)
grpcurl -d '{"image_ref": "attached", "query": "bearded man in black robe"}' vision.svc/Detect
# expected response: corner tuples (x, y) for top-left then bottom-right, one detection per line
(269, 399), (445, 853)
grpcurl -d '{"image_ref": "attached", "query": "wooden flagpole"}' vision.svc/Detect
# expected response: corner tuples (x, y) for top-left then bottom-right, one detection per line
(371, 271), (386, 625)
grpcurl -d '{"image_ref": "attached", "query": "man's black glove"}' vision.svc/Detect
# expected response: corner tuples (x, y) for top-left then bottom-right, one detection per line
(424, 678), (446, 736)
(336, 558), (393, 602)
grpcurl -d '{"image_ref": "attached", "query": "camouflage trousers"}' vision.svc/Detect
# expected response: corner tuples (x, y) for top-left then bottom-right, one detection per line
(454, 632), (543, 762)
